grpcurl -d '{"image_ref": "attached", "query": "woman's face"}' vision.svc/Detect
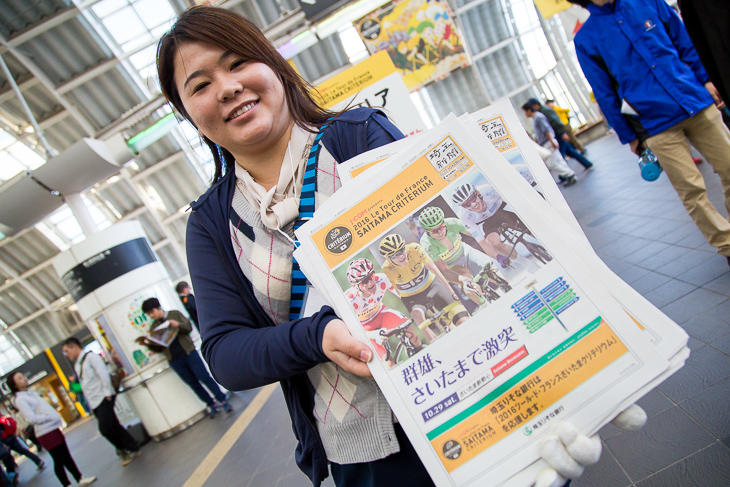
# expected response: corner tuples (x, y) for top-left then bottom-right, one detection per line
(173, 41), (292, 160)
(12, 372), (28, 391)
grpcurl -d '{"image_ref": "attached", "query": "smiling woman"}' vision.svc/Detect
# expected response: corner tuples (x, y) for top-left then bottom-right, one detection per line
(154, 6), (437, 487)
(157, 9), (336, 184)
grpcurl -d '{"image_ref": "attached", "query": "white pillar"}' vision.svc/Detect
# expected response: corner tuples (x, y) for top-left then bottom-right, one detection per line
(64, 192), (99, 236)
(52, 221), (206, 440)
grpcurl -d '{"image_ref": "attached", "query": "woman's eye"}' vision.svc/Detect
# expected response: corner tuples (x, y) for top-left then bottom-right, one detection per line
(231, 59), (246, 70)
(192, 82), (209, 94)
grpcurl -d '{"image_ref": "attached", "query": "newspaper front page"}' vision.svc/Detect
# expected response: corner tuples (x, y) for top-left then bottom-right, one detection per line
(295, 115), (669, 486)
(338, 102), (688, 361)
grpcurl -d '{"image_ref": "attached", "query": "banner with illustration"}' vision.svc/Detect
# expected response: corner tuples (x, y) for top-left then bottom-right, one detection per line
(294, 114), (670, 486)
(314, 50), (427, 137)
(356, 0), (470, 91)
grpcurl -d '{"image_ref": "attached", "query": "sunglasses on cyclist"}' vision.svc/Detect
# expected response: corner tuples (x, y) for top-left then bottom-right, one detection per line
(391, 248), (406, 259)
(428, 223), (446, 234)
(359, 274), (376, 285)
(463, 193), (483, 208)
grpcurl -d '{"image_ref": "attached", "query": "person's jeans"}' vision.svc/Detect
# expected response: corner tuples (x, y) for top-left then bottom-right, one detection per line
(3, 435), (42, 466)
(558, 139), (593, 168)
(169, 351), (227, 407)
(93, 396), (139, 453)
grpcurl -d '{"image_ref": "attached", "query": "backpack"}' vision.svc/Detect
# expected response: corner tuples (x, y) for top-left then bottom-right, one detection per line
(0, 416), (17, 439)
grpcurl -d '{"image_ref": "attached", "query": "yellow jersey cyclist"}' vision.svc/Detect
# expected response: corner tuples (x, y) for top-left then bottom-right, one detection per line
(344, 258), (422, 366)
(379, 234), (469, 335)
(417, 206), (510, 307)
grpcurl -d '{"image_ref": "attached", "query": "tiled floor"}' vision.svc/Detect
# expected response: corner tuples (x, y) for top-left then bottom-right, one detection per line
(17, 134), (730, 486)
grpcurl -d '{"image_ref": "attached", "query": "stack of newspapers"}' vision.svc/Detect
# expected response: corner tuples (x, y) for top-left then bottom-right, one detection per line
(293, 100), (689, 487)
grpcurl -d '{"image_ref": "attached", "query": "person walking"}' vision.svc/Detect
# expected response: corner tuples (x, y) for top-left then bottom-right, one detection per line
(545, 100), (586, 154)
(523, 103), (578, 186)
(0, 414), (45, 471)
(138, 298), (233, 418)
(526, 98), (595, 170)
(61, 338), (141, 466)
(567, 0), (730, 266)
(7, 372), (96, 487)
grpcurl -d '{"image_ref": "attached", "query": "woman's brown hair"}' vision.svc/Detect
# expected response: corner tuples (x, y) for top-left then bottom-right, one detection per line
(6, 372), (22, 394)
(157, 6), (338, 183)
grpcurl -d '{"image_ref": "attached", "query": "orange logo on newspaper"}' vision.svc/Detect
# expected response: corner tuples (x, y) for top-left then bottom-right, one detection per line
(324, 226), (353, 254)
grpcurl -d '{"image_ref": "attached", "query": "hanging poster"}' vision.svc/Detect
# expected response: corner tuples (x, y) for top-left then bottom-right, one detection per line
(314, 50), (427, 137)
(356, 0), (471, 92)
(533, 0), (572, 18)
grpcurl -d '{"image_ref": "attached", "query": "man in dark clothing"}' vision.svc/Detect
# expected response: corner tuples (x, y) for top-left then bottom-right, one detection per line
(678, 0), (730, 107)
(527, 98), (595, 170)
(175, 282), (199, 330)
(139, 298), (232, 418)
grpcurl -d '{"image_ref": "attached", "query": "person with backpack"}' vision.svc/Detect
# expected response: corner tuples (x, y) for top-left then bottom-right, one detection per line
(61, 338), (141, 467)
(0, 414), (44, 471)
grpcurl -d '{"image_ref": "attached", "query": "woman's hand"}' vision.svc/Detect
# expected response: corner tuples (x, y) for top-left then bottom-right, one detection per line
(322, 320), (373, 378)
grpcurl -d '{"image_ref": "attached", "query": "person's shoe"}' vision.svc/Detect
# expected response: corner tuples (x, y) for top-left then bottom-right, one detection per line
(207, 405), (220, 419)
(693, 157), (702, 164)
(37, 460), (46, 471)
(121, 450), (141, 466)
(78, 476), (97, 486)
(220, 401), (233, 414)
(563, 175), (578, 187)
(583, 164), (594, 172)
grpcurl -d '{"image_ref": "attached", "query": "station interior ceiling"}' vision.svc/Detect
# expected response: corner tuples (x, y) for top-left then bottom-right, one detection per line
(0, 0), (601, 372)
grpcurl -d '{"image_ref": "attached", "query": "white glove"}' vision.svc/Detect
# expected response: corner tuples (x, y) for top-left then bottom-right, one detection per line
(610, 404), (647, 431)
(535, 422), (602, 487)
(534, 404), (647, 487)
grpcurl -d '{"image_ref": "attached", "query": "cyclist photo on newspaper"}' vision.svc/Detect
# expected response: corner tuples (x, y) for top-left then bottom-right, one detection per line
(338, 254), (431, 368)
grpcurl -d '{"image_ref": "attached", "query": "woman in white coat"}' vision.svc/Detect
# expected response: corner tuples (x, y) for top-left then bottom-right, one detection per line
(7, 372), (96, 487)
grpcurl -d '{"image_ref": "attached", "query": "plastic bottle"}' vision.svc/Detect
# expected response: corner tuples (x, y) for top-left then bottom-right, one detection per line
(638, 148), (663, 181)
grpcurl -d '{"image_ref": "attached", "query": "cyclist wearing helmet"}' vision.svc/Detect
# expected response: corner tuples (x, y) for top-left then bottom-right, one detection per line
(343, 258), (423, 365)
(417, 206), (509, 306)
(379, 234), (469, 332)
(452, 182), (525, 267)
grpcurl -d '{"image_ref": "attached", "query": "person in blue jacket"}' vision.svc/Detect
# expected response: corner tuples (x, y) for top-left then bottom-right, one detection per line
(567, 0), (730, 266)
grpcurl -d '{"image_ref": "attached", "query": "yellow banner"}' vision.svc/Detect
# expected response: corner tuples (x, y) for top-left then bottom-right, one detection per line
(313, 51), (396, 109)
(430, 321), (627, 471)
(312, 135), (474, 268)
(356, 0), (470, 91)
(533, 0), (572, 18)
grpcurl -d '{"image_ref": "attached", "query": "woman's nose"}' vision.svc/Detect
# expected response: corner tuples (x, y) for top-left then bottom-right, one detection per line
(218, 77), (242, 102)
